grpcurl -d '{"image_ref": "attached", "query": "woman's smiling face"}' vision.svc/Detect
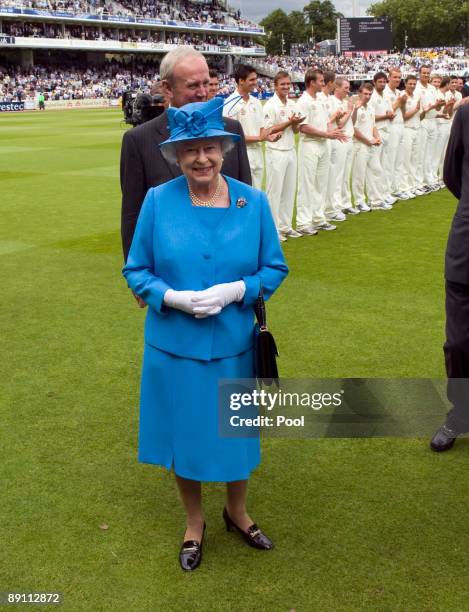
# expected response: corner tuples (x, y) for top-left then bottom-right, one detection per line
(177, 138), (223, 188)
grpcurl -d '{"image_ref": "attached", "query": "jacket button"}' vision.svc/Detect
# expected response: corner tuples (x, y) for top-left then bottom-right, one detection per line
(202, 253), (211, 259)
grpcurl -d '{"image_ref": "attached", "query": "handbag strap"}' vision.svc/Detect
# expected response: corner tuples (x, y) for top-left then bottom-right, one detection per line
(254, 285), (267, 330)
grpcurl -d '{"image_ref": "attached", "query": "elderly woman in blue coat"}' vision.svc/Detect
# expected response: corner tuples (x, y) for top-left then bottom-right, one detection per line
(123, 96), (288, 571)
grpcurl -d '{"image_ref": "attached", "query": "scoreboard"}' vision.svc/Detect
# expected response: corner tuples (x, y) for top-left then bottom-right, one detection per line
(337, 17), (393, 53)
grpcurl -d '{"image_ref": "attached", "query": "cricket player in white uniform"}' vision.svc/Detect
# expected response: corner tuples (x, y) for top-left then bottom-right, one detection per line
(351, 82), (386, 212)
(434, 77), (457, 186)
(296, 68), (348, 234)
(319, 70), (341, 220)
(401, 75), (423, 196)
(371, 72), (396, 207)
(263, 70), (304, 241)
(317, 71), (336, 109)
(448, 75), (464, 116)
(325, 77), (358, 218)
(415, 65), (445, 192)
(223, 64), (278, 190)
(383, 68), (409, 199)
(438, 76), (464, 186)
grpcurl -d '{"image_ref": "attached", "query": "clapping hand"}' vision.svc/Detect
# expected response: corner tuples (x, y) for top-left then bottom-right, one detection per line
(266, 132), (282, 142)
(330, 109), (344, 122)
(328, 128), (348, 142)
(260, 127), (273, 141)
(289, 112), (305, 125)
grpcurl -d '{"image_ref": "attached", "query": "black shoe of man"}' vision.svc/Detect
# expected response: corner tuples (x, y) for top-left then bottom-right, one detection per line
(430, 423), (459, 452)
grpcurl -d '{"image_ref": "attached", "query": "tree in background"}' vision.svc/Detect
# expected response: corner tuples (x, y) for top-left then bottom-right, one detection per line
(260, 9), (292, 55)
(303, 0), (342, 42)
(368, 0), (468, 48)
(289, 10), (310, 44)
(261, 1), (342, 55)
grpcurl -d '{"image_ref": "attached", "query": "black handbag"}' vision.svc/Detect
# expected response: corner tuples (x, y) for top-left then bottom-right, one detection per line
(254, 288), (279, 386)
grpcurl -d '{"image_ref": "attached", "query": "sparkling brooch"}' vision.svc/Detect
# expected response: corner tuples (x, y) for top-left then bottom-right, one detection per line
(236, 197), (247, 208)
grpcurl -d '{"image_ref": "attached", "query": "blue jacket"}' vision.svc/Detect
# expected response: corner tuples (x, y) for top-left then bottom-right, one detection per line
(123, 175), (288, 361)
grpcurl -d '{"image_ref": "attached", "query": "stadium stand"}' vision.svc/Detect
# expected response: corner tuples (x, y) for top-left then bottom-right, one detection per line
(0, 60), (276, 101)
(249, 49), (469, 83)
(0, 0), (265, 79)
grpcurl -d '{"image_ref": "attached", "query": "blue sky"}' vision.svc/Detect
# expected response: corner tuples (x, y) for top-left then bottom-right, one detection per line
(229, 0), (373, 24)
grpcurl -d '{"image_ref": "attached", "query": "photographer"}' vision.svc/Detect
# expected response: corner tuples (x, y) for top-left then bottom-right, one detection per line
(122, 81), (168, 126)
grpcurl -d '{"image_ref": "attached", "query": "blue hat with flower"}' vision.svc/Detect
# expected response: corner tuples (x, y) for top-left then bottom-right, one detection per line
(159, 96), (241, 150)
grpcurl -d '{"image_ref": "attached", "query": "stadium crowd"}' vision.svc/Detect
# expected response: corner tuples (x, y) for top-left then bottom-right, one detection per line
(0, 61), (271, 101)
(0, 0), (258, 28)
(0, 0), (110, 13)
(2, 50), (469, 103)
(252, 48), (469, 78)
(0, 61), (162, 100)
(1, 20), (257, 47)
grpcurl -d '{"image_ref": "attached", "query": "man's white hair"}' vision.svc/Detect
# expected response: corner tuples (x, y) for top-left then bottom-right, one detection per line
(160, 46), (207, 83)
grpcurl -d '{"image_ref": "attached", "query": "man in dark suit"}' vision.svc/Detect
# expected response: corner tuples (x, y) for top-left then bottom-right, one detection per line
(431, 102), (469, 451)
(120, 47), (252, 267)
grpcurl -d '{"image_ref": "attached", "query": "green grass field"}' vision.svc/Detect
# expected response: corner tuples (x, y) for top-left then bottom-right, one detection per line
(1, 108), (469, 611)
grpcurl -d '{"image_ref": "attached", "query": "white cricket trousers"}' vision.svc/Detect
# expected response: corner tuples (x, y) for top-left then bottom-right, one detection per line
(381, 124), (404, 193)
(247, 144), (264, 190)
(296, 140), (330, 228)
(417, 119), (438, 187)
(375, 129), (392, 198)
(435, 121), (451, 181)
(265, 147), (297, 233)
(401, 126), (420, 193)
(325, 139), (354, 215)
(351, 141), (383, 207)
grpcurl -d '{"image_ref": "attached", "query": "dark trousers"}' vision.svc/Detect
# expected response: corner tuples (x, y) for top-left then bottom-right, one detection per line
(444, 279), (469, 431)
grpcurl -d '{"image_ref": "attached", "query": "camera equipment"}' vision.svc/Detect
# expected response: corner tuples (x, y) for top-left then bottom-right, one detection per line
(122, 90), (165, 126)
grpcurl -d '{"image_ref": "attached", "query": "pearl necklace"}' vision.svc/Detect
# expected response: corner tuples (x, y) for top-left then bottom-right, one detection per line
(189, 175), (223, 208)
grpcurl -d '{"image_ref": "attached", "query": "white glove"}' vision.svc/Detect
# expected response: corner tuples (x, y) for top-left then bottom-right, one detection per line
(163, 289), (201, 315)
(191, 281), (246, 319)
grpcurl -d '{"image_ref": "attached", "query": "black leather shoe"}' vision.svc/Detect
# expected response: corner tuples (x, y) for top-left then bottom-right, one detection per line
(179, 522), (206, 571)
(430, 423), (458, 452)
(223, 507), (274, 550)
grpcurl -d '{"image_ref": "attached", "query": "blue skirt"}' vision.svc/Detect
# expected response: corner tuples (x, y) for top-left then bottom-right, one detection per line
(138, 343), (260, 482)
